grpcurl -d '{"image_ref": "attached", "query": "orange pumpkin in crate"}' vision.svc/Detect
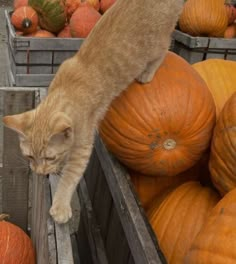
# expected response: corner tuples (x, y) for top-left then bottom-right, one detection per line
(13, 0), (28, 9)
(185, 187), (236, 263)
(129, 162), (201, 210)
(147, 182), (220, 264)
(70, 4), (101, 37)
(179, 0), (228, 37)
(209, 92), (236, 196)
(99, 52), (216, 177)
(0, 214), (35, 264)
(193, 59), (236, 119)
(11, 6), (38, 34)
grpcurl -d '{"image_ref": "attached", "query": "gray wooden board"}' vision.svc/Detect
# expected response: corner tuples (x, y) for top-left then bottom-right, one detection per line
(49, 174), (74, 264)
(84, 149), (100, 202)
(90, 160), (113, 243)
(78, 177), (109, 264)
(2, 90), (35, 231)
(31, 175), (51, 264)
(95, 135), (166, 264)
(173, 29), (236, 49)
(77, 217), (93, 264)
(105, 205), (133, 264)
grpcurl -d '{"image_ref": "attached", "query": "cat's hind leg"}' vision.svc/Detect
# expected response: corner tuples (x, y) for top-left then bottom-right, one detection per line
(136, 55), (165, 84)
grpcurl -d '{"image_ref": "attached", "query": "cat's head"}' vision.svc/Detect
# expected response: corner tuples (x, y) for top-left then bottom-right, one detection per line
(2, 110), (74, 175)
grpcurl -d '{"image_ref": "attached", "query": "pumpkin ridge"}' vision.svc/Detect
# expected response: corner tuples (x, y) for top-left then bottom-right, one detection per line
(168, 187), (200, 262)
(111, 100), (150, 139)
(122, 88), (155, 132)
(155, 183), (194, 242)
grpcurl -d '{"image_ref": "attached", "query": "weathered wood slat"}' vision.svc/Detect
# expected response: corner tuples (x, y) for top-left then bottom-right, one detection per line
(31, 175), (52, 264)
(78, 177), (109, 264)
(95, 135), (166, 264)
(88, 152), (113, 242)
(49, 174), (74, 264)
(105, 206), (132, 264)
(2, 90), (35, 231)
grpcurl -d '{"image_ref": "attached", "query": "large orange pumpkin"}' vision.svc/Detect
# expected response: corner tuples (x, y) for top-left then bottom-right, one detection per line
(184, 187), (236, 263)
(179, 0), (228, 37)
(99, 52), (216, 176)
(209, 92), (236, 196)
(0, 214), (35, 264)
(147, 182), (220, 264)
(193, 59), (236, 119)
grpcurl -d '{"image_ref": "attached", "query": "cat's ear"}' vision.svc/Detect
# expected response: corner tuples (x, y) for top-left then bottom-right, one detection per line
(49, 115), (73, 145)
(2, 112), (31, 138)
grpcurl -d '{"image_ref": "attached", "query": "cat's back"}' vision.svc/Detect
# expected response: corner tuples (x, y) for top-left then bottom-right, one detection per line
(79, 0), (183, 57)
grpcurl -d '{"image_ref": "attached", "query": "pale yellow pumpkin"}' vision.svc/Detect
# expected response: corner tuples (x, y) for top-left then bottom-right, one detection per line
(193, 59), (236, 119)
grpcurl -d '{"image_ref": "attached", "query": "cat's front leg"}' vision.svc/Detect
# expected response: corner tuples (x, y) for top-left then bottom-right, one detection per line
(136, 55), (165, 84)
(50, 142), (93, 224)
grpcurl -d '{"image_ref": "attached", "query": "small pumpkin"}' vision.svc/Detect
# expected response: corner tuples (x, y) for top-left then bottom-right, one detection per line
(209, 92), (236, 196)
(0, 214), (36, 264)
(13, 0), (28, 9)
(193, 59), (236, 119)
(99, 52), (216, 176)
(224, 22), (236, 38)
(86, 0), (100, 11)
(225, 3), (236, 25)
(147, 182), (220, 264)
(33, 29), (56, 37)
(100, 0), (116, 13)
(28, 0), (66, 33)
(57, 24), (72, 38)
(64, 0), (81, 19)
(11, 6), (38, 34)
(179, 0), (228, 37)
(184, 187), (236, 263)
(70, 4), (101, 37)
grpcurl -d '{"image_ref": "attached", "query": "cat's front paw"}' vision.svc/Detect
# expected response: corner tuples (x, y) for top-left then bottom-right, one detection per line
(49, 202), (72, 224)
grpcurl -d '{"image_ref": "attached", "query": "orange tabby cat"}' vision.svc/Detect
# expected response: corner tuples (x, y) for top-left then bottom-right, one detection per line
(3, 0), (183, 223)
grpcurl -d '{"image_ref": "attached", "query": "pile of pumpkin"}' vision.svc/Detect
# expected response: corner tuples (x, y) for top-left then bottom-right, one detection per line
(99, 52), (236, 263)
(179, 0), (236, 38)
(10, 0), (116, 38)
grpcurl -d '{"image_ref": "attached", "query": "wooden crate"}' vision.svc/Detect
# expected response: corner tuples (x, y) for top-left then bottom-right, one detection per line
(5, 10), (84, 87)
(1, 87), (165, 263)
(77, 136), (165, 264)
(172, 29), (236, 64)
(0, 87), (75, 264)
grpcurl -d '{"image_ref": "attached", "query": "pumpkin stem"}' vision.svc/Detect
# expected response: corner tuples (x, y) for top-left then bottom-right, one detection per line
(22, 18), (32, 29)
(163, 139), (176, 150)
(0, 214), (10, 221)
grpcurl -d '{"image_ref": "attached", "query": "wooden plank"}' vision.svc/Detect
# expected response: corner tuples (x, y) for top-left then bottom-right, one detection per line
(31, 174), (52, 264)
(2, 90), (35, 231)
(49, 174), (74, 264)
(77, 217), (93, 264)
(78, 177), (109, 264)
(105, 206), (131, 264)
(89, 152), (113, 242)
(95, 135), (166, 264)
(83, 149), (100, 202)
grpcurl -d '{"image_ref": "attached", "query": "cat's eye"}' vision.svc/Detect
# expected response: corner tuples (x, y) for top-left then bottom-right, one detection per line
(26, 155), (34, 161)
(45, 156), (56, 161)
